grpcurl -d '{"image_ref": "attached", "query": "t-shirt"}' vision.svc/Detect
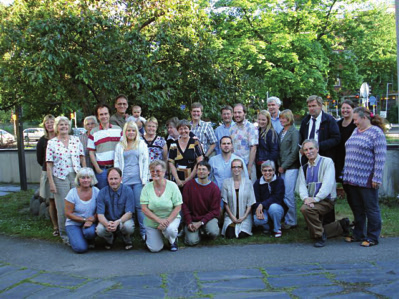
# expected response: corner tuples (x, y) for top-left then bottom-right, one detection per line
(65, 187), (99, 226)
(140, 180), (182, 228)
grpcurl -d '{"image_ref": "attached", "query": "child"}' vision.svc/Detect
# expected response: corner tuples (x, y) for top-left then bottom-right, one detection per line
(126, 105), (146, 135)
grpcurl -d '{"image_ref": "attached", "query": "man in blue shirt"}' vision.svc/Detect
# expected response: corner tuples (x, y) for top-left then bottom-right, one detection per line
(209, 136), (249, 191)
(96, 168), (135, 250)
(214, 105), (234, 155)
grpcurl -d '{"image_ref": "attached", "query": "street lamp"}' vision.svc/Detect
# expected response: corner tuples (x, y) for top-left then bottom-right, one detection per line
(386, 82), (392, 116)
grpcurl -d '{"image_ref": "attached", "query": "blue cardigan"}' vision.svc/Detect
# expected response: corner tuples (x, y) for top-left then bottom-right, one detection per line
(252, 177), (288, 214)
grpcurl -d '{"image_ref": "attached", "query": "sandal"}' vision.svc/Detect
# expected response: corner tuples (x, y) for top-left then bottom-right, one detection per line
(344, 236), (361, 243)
(52, 229), (59, 237)
(360, 240), (377, 247)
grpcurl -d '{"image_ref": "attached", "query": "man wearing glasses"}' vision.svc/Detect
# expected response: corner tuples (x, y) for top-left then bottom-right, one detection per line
(110, 94), (129, 127)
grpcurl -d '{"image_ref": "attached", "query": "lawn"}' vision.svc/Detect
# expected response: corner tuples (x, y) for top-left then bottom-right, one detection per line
(0, 190), (398, 248)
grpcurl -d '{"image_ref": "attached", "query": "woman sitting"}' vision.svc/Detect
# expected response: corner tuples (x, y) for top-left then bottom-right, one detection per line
(65, 168), (99, 253)
(221, 159), (255, 239)
(253, 160), (287, 238)
(141, 160), (182, 252)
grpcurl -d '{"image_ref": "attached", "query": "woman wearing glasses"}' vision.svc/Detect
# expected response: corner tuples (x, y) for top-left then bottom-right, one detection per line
(221, 159), (255, 239)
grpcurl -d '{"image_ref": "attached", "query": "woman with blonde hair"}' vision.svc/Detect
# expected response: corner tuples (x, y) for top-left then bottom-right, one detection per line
(37, 114), (59, 236)
(143, 117), (167, 163)
(46, 116), (86, 244)
(255, 110), (279, 179)
(114, 121), (149, 240)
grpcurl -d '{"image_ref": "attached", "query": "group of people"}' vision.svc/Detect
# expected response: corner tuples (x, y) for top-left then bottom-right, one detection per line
(36, 94), (387, 253)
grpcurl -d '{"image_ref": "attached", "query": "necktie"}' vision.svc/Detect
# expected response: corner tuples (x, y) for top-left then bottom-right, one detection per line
(309, 118), (316, 139)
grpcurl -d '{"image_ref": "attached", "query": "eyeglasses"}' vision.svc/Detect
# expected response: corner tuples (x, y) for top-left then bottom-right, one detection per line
(232, 166), (242, 169)
(262, 169), (274, 173)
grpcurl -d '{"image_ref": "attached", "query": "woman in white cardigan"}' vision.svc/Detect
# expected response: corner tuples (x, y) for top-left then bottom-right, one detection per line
(114, 121), (149, 240)
(221, 159), (256, 238)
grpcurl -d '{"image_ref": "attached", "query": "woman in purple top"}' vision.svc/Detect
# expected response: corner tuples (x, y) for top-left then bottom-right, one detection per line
(343, 107), (386, 247)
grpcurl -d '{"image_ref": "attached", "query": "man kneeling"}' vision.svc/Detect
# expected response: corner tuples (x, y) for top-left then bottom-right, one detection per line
(182, 161), (221, 246)
(298, 140), (349, 247)
(96, 168), (135, 250)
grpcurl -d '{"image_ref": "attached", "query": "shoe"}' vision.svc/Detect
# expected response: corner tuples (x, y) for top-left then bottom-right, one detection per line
(314, 232), (327, 247)
(339, 218), (351, 236)
(360, 239), (378, 247)
(52, 229), (59, 237)
(124, 243), (133, 250)
(170, 240), (178, 252)
(262, 230), (270, 235)
(281, 223), (297, 230)
(105, 242), (113, 250)
(344, 236), (362, 243)
(274, 230), (282, 238)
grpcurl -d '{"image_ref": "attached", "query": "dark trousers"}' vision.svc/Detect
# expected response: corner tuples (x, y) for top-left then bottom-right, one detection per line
(344, 184), (381, 243)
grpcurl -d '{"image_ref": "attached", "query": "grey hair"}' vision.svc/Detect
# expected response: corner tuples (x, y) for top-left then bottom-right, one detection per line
(267, 96), (282, 106)
(149, 160), (167, 171)
(53, 116), (71, 135)
(302, 139), (319, 149)
(261, 160), (276, 172)
(75, 167), (97, 186)
(83, 116), (98, 127)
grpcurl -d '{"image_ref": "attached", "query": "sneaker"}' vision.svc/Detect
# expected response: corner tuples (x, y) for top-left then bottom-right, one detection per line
(314, 232), (327, 248)
(274, 230), (282, 238)
(170, 240), (178, 252)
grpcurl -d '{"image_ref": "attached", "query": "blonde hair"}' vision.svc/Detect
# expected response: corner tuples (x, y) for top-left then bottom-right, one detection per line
(145, 117), (158, 128)
(42, 114), (55, 139)
(280, 109), (294, 125)
(75, 167), (97, 186)
(257, 110), (278, 143)
(53, 116), (71, 135)
(121, 121), (140, 150)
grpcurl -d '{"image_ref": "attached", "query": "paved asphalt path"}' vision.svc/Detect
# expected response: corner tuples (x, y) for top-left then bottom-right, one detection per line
(1, 235), (399, 298)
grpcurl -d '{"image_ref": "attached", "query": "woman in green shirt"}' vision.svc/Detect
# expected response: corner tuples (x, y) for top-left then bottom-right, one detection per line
(141, 160), (182, 252)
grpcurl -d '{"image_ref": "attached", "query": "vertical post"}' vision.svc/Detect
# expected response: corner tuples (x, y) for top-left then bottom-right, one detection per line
(396, 0), (399, 123)
(16, 105), (27, 191)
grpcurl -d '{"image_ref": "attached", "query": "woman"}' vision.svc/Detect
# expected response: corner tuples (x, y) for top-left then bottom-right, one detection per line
(79, 116), (98, 169)
(144, 117), (168, 163)
(114, 121), (149, 240)
(141, 160), (182, 252)
(256, 110), (279, 179)
(336, 100), (357, 182)
(65, 168), (99, 253)
(253, 160), (287, 237)
(36, 114), (58, 237)
(278, 109), (300, 230)
(343, 107), (387, 247)
(168, 120), (203, 189)
(46, 116), (85, 244)
(221, 159), (255, 239)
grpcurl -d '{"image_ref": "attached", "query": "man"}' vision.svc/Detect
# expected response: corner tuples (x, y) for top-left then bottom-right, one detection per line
(190, 102), (218, 159)
(297, 140), (349, 247)
(214, 105), (234, 155)
(96, 168), (135, 250)
(267, 96), (283, 134)
(182, 161), (221, 246)
(230, 103), (258, 183)
(299, 95), (340, 162)
(88, 103), (122, 189)
(110, 95), (128, 127)
(209, 136), (248, 190)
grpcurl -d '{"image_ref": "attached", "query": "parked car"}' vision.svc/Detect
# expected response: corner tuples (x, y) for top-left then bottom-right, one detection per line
(23, 128), (45, 142)
(0, 129), (15, 145)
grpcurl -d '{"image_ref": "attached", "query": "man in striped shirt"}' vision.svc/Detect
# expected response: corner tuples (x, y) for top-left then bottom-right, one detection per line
(88, 103), (122, 189)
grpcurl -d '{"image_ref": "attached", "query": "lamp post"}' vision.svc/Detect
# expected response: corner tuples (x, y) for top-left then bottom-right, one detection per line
(386, 82), (392, 117)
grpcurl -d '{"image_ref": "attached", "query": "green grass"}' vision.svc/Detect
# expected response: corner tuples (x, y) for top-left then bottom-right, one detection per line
(0, 191), (398, 245)
(386, 136), (399, 144)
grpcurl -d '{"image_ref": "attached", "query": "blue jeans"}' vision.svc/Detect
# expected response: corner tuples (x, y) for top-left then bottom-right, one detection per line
(253, 204), (285, 233)
(281, 169), (298, 226)
(65, 224), (96, 253)
(95, 168), (109, 190)
(128, 183), (145, 238)
(344, 184), (381, 243)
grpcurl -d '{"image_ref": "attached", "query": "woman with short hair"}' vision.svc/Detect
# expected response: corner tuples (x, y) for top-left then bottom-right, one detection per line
(343, 107), (387, 247)
(141, 160), (182, 252)
(46, 116), (85, 244)
(144, 117), (167, 163)
(221, 159), (255, 239)
(65, 167), (99, 253)
(79, 116), (98, 169)
(37, 114), (58, 237)
(114, 121), (149, 240)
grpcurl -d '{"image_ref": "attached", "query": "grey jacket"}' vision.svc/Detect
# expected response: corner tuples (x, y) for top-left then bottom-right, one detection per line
(278, 125), (300, 170)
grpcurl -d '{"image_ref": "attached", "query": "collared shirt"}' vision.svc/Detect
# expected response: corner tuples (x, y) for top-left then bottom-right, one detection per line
(191, 120), (217, 154)
(229, 119), (258, 165)
(214, 121), (234, 155)
(306, 112), (322, 142)
(110, 113), (126, 128)
(270, 112), (283, 134)
(96, 184), (134, 221)
(87, 124), (122, 166)
(46, 136), (84, 180)
(209, 153), (249, 190)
